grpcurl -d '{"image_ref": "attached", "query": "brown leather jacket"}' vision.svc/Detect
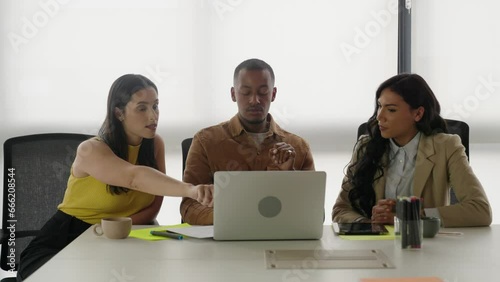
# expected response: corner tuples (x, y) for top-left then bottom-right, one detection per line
(181, 114), (315, 225)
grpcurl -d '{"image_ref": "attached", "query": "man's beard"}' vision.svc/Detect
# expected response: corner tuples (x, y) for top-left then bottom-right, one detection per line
(245, 117), (266, 125)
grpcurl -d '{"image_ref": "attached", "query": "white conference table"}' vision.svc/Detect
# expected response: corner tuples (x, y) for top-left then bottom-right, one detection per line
(27, 225), (499, 282)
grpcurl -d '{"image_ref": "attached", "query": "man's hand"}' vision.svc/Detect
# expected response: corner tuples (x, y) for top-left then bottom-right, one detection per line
(269, 142), (295, 170)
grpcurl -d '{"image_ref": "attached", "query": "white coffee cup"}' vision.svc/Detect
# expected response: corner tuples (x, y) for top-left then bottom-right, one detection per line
(93, 217), (132, 239)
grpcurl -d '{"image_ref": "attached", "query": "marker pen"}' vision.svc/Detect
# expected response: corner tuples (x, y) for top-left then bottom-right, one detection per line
(150, 230), (184, 240)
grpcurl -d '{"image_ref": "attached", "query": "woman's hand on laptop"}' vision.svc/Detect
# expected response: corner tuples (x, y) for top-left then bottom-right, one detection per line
(269, 142), (296, 170)
(189, 184), (214, 207)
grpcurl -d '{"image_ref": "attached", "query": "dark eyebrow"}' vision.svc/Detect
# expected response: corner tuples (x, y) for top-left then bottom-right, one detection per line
(136, 99), (159, 105)
(240, 84), (269, 89)
(377, 101), (399, 107)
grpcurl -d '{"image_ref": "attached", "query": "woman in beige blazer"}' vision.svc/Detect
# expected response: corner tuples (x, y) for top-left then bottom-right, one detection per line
(332, 74), (491, 227)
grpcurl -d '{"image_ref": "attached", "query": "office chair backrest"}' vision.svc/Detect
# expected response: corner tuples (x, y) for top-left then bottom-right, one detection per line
(180, 138), (194, 224)
(356, 119), (469, 204)
(443, 119), (470, 161)
(181, 138), (193, 175)
(1, 133), (91, 271)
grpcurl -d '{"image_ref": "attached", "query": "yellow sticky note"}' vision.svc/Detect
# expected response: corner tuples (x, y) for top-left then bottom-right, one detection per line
(129, 223), (190, 241)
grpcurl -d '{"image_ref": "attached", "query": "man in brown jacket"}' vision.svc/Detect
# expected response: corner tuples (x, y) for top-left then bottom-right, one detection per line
(180, 58), (315, 225)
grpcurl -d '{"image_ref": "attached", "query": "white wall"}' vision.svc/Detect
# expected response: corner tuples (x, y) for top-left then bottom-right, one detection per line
(0, 0), (398, 150)
(412, 0), (500, 142)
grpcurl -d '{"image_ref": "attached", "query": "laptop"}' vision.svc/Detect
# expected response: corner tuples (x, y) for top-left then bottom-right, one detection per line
(213, 171), (327, 240)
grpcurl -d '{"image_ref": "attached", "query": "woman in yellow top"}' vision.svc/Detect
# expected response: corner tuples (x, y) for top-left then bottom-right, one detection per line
(18, 74), (213, 281)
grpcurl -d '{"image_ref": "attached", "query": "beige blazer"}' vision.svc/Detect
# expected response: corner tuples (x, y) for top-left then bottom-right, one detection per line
(332, 133), (491, 227)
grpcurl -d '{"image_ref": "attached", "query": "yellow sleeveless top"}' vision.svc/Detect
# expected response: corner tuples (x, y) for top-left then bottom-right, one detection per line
(58, 143), (155, 224)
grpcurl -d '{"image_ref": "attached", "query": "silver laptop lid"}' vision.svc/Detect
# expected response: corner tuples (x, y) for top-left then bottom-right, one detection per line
(213, 171), (326, 241)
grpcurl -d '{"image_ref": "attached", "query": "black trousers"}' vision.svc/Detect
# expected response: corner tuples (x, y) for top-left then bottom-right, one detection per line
(17, 210), (91, 281)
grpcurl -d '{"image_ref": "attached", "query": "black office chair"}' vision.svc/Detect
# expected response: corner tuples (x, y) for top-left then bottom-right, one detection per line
(356, 119), (470, 205)
(0, 133), (91, 278)
(181, 138), (193, 175)
(179, 138), (194, 223)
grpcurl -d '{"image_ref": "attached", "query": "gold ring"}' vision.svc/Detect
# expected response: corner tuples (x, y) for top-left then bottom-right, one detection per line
(287, 150), (292, 154)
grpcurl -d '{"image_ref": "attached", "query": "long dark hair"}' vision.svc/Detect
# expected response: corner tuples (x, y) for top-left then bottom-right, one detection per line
(346, 73), (447, 217)
(98, 74), (159, 195)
